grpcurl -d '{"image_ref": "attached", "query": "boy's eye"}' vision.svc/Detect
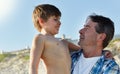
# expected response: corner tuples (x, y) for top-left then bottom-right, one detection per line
(54, 19), (58, 21)
(54, 19), (57, 21)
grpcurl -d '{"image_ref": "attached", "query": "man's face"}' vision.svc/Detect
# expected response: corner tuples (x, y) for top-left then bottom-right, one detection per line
(78, 18), (98, 48)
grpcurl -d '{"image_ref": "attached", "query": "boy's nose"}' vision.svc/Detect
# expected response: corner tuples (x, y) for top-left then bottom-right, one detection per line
(58, 21), (61, 25)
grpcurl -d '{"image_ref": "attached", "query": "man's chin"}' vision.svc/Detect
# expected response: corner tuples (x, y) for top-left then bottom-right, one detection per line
(78, 41), (80, 45)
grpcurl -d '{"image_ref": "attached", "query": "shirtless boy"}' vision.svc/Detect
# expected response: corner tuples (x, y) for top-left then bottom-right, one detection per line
(29, 4), (80, 74)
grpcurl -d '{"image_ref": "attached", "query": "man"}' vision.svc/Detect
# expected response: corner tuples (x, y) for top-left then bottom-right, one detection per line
(71, 14), (120, 74)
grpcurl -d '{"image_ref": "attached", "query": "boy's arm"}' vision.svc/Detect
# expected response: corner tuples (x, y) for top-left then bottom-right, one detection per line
(103, 50), (114, 59)
(29, 35), (45, 74)
(62, 39), (80, 51)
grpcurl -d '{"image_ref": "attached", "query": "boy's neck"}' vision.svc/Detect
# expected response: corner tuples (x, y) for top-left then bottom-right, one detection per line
(41, 29), (54, 37)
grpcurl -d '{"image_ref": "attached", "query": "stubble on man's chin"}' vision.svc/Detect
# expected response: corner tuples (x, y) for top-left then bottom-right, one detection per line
(78, 41), (80, 46)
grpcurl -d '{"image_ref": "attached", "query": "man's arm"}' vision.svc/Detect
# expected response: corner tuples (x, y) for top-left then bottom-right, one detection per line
(29, 35), (45, 74)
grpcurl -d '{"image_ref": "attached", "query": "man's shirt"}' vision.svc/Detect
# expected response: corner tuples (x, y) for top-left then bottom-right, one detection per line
(71, 50), (120, 74)
(73, 53), (100, 74)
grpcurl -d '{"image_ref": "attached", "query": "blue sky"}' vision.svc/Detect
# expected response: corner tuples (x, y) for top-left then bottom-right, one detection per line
(0, 0), (120, 52)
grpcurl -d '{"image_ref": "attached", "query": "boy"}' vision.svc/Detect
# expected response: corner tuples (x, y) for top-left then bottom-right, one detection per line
(29, 4), (80, 74)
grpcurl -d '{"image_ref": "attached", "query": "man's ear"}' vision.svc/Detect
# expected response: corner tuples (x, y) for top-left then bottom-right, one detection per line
(98, 33), (106, 41)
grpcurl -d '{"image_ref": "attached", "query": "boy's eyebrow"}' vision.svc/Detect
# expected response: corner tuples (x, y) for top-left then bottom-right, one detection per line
(54, 16), (61, 19)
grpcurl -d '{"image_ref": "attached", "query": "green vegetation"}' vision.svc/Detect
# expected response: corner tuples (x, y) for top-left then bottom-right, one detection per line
(23, 55), (30, 61)
(111, 38), (120, 43)
(108, 38), (120, 47)
(0, 53), (10, 62)
(107, 38), (120, 56)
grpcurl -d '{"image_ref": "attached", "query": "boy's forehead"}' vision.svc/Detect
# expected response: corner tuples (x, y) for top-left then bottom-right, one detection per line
(50, 15), (61, 18)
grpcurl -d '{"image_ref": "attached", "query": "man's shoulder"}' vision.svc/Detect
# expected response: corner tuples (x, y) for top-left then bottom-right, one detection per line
(104, 58), (119, 66)
(103, 59), (120, 73)
(100, 55), (120, 70)
(90, 56), (120, 73)
(100, 55), (118, 65)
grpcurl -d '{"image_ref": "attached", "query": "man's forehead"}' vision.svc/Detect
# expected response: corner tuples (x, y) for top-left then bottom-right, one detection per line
(84, 19), (97, 27)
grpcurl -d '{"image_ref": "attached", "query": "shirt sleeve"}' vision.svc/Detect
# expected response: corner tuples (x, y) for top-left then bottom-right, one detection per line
(103, 60), (120, 74)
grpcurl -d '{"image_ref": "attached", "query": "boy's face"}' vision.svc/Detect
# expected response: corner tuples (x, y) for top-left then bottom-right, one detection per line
(42, 16), (61, 35)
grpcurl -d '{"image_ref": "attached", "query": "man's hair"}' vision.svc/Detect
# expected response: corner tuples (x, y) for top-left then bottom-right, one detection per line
(32, 4), (61, 32)
(88, 14), (114, 48)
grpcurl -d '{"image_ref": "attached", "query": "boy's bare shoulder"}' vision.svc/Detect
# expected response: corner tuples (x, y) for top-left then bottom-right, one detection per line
(35, 34), (45, 38)
(33, 34), (46, 42)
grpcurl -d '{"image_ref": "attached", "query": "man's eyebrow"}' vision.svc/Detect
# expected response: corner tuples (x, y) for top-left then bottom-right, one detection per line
(84, 24), (90, 27)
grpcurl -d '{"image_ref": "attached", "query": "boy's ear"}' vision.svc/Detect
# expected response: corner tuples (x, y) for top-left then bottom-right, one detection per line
(38, 18), (44, 24)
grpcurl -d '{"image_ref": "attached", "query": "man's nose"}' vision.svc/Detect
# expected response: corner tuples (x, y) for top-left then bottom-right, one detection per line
(79, 28), (84, 35)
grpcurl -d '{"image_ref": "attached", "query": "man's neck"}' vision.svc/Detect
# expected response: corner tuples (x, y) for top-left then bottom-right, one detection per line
(82, 46), (102, 58)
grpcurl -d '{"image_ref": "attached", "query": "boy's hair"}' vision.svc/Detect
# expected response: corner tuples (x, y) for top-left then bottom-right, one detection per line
(32, 4), (61, 32)
(88, 14), (114, 48)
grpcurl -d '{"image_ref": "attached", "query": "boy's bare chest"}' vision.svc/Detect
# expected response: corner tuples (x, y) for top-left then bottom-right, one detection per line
(42, 37), (70, 59)
(45, 38), (66, 48)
